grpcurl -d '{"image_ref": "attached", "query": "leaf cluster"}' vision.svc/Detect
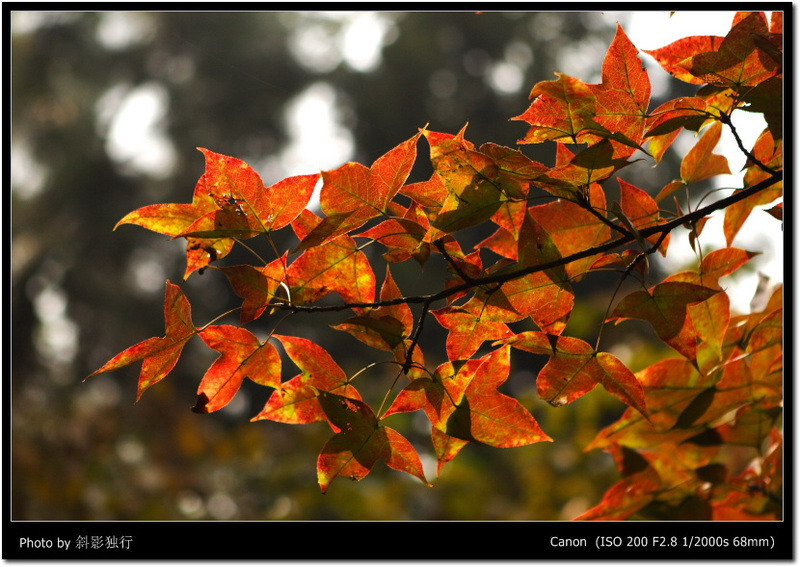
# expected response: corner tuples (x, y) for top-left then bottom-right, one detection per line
(88, 12), (783, 516)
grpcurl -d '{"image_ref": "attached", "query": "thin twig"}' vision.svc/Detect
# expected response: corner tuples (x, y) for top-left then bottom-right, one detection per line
(267, 172), (780, 315)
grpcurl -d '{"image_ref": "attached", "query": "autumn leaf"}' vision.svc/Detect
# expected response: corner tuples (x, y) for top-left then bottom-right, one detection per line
(683, 12), (781, 88)
(219, 254), (288, 324)
(616, 178), (670, 255)
(386, 347), (551, 448)
(645, 36), (725, 84)
(587, 24), (652, 158)
(296, 132), (421, 251)
(493, 213), (574, 334)
(332, 267), (414, 353)
(252, 335), (361, 424)
(504, 331), (647, 417)
(432, 305), (514, 362)
(430, 427), (470, 476)
(184, 237), (235, 279)
(286, 210), (376, 309)
(723, 128), (782, 244)
(680, 122), (731, 184)
(423, 127), (514, 239)
(115, 149), (219, 237)
(178, 148), (320, 239)
(512, 73), (597, 144)
(527, 183), (611, 280)
(644, 97), (709, 163)
(316, 390), (429, 493)
(547, 139), (632, 188)
(86, 281), (195, 400)
(354, 216), (429, 265)
(574, 466), (662, 520)
(193, 325), (281, 414)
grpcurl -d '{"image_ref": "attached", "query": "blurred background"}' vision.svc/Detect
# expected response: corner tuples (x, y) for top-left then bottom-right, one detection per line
(10, 10), (779, 520)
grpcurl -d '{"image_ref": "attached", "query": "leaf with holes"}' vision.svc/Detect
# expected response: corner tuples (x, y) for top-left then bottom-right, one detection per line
(252, 335), (361, 424)
(179, 148), (320, 239)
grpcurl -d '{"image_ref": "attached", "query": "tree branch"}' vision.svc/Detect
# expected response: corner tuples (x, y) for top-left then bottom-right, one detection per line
(269, 171), (781, 315)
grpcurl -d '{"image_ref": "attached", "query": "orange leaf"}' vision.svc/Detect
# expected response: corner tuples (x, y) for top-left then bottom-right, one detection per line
(252, 335), (361, 424)
(385, 348), (551, 448)
(179, 148), (319, 238)
(680, 122), (731, 184)
(298, 132), (421, 250)
(219, 255), (287, 323)
(287, 211), (376, 309)
(505, 331), (647, 417)
(609, 282), (719, 361)
(512, 73), (596, 144)
(193, 325), (281, 413)
(618, 178), (671, 255)
(528, 183), (611, 280)
(87, 281), (195, 400)
(332, 267), (414, 352)
(645, 36), (725, 84)
(588, 24), (651, 157)
(433, 306), (514, 361)
(684, 12), (780, 88)
(316, 390), (429, 493)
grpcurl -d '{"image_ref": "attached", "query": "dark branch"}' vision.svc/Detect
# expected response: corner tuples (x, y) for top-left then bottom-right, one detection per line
(269, 171), (781, 315)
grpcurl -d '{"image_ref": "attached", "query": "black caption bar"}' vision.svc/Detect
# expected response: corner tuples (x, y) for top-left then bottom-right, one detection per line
(4, 520), (794, 560)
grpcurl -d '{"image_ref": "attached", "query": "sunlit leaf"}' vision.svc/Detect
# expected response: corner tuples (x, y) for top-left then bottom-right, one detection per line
(504, 331), (647, 416)
(587, 24), (651, 157)
(680, 122), (731, 184)
(252, 335), (361, 424)
(193, 325), (281, 413)
(512, 73), (597, 144)
(178, 148), (319, 239)
(287, 210), (376, 309)
(87, 281), (195, 400)
(609, 282), (719, 360)
(316, 390), (429, 493)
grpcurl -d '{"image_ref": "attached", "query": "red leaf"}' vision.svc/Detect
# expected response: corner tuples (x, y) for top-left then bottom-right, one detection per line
(644, 97), (709, 162)
(184, 237), (235, 279)
(286, 211), (376, 309)
(252, 335), (361, 424)
(618, 178), (671, 255)
(178, 148), (319, 238)
(193, 325), (281, 413)
(354, 217), (429, 264)
(87, 281), (195, 400)
(433, 306), (514, 361)
(298, 132), (421, 250)
(219, 254), (288, 323)
(587, 24), (651, 157)
(512, 73), (596, 144)
(684, 12), (780, 88)
(528, 183), (611, 280)
(645, 36), (725, 84)
(332, 267), (414, 352)
(423, 127), (515, 238)
(574, 467), (662, 520)
(493, 213), (574, 334)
